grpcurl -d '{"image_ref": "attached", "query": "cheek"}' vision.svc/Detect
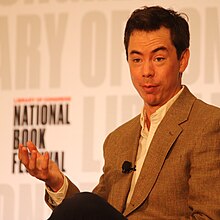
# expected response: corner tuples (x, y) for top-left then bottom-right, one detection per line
(130, 68), (139, 82)
(129, 63), (142, 77)
(130, 73), (141, 93)
(161, 75), (175, 88)
(130, 73), (141, 89)
(130, 74), (138, 88)
(161, 67), (180, 85)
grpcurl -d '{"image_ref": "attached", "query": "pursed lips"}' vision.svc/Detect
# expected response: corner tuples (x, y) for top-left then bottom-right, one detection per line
(141, 84), (159, 93)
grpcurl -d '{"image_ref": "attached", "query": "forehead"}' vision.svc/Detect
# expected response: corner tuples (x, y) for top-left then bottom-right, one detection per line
(128, 27), (174, 53)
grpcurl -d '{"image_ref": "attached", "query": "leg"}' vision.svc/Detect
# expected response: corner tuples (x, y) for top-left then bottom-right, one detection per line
(48, 192), (127, 220)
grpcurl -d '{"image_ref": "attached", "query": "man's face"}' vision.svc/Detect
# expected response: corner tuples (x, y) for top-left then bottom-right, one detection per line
(127, 27), (189, 111)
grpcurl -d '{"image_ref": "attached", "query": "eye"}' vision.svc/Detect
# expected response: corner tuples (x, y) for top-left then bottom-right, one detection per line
(154, 57), (165, 62)
(133, 58), (142, 63)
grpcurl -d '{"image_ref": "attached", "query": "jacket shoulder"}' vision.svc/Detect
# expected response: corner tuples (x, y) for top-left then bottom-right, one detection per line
(110, 114), (141, 135)
(193, 99), (220, 119)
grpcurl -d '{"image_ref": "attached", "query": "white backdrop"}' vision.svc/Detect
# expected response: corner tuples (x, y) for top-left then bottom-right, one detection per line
(0, 0), (219, 219)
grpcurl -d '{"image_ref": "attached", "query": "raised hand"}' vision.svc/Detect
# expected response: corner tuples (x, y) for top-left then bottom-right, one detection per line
(18, 141), (64, 192)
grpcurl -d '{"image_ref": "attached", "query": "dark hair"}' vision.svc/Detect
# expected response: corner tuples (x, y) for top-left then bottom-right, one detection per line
(124, 6), (190, 60)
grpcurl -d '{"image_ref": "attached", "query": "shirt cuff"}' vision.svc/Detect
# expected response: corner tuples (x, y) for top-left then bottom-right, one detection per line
(45, 175), (69, 206)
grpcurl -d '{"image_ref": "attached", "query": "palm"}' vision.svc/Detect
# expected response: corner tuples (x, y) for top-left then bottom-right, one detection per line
(19, 141), (63, 191)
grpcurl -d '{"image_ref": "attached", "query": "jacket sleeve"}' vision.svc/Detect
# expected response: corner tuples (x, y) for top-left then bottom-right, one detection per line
(45, 176), (80, 210)
(188, 116), (220, 219)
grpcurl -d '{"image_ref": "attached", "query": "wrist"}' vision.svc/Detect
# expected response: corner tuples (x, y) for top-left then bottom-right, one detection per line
(46, 172), (64, 192)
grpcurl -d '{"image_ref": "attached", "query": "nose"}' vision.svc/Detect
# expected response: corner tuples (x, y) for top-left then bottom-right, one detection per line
(142, 61), (154, 78)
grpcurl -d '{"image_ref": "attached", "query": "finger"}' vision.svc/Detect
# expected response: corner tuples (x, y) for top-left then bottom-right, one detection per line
(27, 141), (43, 158)
(28, 150), (37, 171)
(26, 141), (38, 153)
(18, 144), (24, 160)
(20, 146), (30, 167)
(41, 152), (49, 171)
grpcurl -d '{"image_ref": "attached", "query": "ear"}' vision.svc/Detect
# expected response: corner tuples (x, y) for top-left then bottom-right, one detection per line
(179, 49), (190, 73)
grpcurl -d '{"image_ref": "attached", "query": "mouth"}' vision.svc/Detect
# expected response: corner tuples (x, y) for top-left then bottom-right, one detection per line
(141, 84), (158, 93)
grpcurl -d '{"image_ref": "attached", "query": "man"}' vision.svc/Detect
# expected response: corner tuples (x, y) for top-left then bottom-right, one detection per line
(19, 6), (220, 219)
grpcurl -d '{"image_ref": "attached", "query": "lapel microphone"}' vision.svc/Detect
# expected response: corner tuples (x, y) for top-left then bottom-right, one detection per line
(122, 161), (136, 173)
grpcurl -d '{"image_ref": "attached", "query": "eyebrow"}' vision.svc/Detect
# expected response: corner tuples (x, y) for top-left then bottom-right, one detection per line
(152, 46), (168, 53)
(129, 50), (142, 56)
(129, 46), (168, 56)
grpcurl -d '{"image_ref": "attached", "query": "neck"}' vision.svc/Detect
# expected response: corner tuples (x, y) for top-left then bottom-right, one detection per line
(144, 105), (159, 129)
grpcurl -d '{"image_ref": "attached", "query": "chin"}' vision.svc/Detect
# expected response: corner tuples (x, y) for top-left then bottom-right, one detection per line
(143, 95), (159, 106)
(144, 100), (159, 107)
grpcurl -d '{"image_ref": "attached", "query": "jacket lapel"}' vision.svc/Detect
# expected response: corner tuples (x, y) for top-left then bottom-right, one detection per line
(110, 116), (141, 212)
(123, 86), (196, 216)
